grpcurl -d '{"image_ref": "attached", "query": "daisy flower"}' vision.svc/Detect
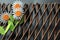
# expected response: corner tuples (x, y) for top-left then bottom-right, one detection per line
(13, 11), (24, 20)
(12, 1), (24, 20)
(0, 12), (10, 24)
(12, 1), (24, 10)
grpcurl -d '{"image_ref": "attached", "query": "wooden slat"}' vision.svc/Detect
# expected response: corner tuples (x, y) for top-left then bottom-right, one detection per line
(28, 4), (43, 40)
(14, 12), (36, 39)
(20, 5), (43, 40)
(34, 4), (55, 40)
(55, 3), (58, 24)
(54, 30), (60, 40)
(14, 6), (37, 40)
(41, 8), (59, 40)
(7, 8), (32, 40)
(48, 19), (60, 40)
(27, 4), (50, 40)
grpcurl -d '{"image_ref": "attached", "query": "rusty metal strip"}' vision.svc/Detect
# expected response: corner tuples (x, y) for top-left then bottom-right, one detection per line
(41, 8), (60, 40)
(48, 18), (60, 40)
(34, 4), (55, 40)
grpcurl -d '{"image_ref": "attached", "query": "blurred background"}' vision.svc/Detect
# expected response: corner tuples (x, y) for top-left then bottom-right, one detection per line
(0, 0), (60, 4)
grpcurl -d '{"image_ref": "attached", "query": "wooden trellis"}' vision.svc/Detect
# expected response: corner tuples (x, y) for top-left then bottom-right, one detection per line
(0, 3), (60, 40)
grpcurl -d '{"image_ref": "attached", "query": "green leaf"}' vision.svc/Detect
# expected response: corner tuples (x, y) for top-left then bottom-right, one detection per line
(9, 21), (15, 31)
(4, 21), (12, 35)
(0, 20), (13, 35)
(0, 26), (5, 35)
(10, 15), (14, 22)
(0, 15), (24, 35)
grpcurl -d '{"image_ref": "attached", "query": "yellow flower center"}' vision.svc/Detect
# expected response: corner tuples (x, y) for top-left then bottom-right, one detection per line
(2, 14), (9, 21)
(14, 4), (21, 8)
(15, 11), (22, 17)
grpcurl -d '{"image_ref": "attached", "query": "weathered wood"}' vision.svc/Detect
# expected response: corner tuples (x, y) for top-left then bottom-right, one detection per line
(41, 6), (59, 40)
(34, 4), (55, 40)
(28, 4), (50, 40)
(48, 19), (60, 40)
(1, 3), (60, 40)
(54, 30), (60, 40)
